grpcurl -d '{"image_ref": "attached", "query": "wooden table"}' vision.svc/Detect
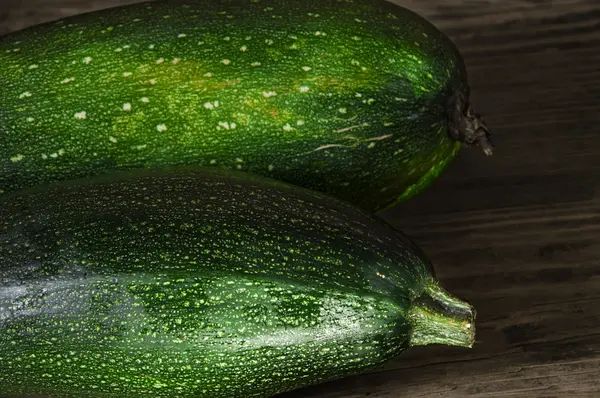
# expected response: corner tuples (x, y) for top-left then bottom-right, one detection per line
(1, 1), (598, 397)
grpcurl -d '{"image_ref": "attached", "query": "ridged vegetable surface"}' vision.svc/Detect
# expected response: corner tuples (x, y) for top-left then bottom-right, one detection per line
(0, 0), (491, 212)
(0, 167), (475, 398)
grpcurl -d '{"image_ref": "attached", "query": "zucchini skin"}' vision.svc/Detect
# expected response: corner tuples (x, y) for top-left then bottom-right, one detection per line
(0, 167), (474, 398)
(0, 0), (489, 213)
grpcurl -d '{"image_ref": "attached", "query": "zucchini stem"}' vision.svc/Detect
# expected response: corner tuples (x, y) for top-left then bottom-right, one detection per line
(447, 91), (493, 156)
(407, 282), (476, 348)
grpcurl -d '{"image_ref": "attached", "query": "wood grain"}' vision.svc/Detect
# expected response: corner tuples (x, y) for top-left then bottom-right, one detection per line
(1, 0), (599, 397)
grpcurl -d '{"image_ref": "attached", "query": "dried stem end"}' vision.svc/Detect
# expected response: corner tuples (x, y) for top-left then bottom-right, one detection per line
(447, 91), (493, 156)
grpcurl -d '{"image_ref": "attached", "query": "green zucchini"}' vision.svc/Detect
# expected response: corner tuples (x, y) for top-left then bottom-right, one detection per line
(0, 166), (474, 398)
(0, 0), (490, 213)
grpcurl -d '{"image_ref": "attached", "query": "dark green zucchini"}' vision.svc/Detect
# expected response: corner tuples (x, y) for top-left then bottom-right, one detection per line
(0, 166), (475, 397)
(0, 0), (491, 213)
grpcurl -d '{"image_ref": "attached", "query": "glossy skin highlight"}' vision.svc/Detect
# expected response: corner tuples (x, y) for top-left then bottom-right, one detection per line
(0, 0), (469, 212)
(0, 167), (475, 398)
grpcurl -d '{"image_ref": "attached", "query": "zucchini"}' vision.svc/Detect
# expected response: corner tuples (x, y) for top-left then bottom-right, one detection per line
(0, 0), (490, 212)
(0, 166), (475, 398)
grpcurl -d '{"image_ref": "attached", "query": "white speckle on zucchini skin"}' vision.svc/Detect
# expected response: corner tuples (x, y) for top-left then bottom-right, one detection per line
(218, 121), (231, 130)
(0, 0), (468, 214)
(9, 154), (24, 162)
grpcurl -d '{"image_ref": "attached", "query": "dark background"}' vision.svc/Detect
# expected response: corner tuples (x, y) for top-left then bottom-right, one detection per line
(1, 0), (599, 397)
